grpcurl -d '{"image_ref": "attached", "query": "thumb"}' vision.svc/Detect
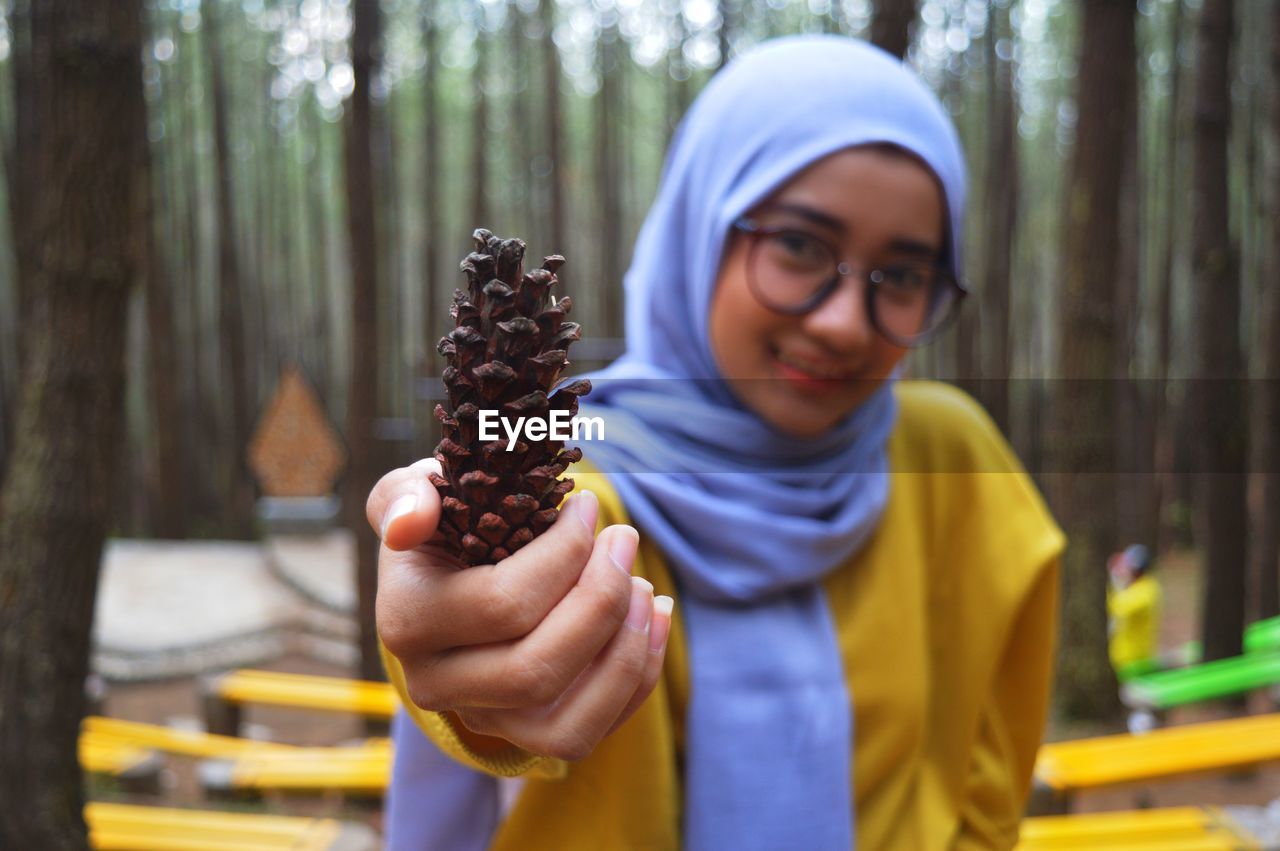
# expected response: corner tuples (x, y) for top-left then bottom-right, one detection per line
(366, 458), (444, 550)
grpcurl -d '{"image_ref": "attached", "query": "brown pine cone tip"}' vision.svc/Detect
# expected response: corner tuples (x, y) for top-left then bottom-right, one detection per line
(430, 228), (592, 566)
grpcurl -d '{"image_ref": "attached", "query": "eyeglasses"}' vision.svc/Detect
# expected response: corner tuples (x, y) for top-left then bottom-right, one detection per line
(732, 216), (968, 348)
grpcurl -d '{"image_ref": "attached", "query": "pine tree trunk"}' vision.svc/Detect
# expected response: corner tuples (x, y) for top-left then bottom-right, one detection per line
(1154, 0), (1185, 556)
(1114, 57), (1151, 548)
(422, 7), (441, 458)
(1048, 0), (1137, 721)
(0, 1), (146, 845)
(206, 0), (255, 538)
(473, 18), (490, 231)
(143, 99), (189, 539)
(596, 21), (624, 338)
(345, 0), (384, 685)
(1190, 0), (1247, 662)
(870, 0), (918, 60)
(1251, 0), (1280, 620)
(539, 0), (566, 258)
(717, 0), (735, 69)
(981, 1), (1016, 435)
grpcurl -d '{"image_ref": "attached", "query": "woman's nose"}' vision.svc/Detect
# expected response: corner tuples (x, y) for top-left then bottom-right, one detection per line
(800, 275), (876, 356)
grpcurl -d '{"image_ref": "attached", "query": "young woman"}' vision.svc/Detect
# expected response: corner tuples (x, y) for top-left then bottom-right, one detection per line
(369, 36), (1064, 850)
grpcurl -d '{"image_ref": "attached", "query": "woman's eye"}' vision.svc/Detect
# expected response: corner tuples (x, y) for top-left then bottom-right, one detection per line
(769, 231), (828, 266)
(880, 266), (931, 292)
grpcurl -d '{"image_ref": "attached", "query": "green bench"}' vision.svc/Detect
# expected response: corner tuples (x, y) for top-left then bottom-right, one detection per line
(87, 801), (379, 850)
(1167, 614), (1280, 675)
(1032, 712), (1280, 814)
(1017, 806), (1260, 850)
(1121, 652), (1280, 712)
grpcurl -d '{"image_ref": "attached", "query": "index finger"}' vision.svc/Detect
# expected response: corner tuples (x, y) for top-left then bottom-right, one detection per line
(366, 458), (443, 550)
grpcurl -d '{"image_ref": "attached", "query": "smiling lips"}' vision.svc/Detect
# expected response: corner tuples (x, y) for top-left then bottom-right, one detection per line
(773, 348), (855, 381)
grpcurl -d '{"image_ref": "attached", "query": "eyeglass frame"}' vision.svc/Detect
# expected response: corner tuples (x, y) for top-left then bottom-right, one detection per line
(730, 215), (969, 348)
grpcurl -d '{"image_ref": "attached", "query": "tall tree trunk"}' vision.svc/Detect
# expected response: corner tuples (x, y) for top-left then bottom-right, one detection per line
(1048, 0), (1137, 721)
(1114, 34), (1151, 549)
(981, 1), (1017, 435)
(472, 16), (490, 231)
(666, 9), (692, 138)
(870, 0), (918, 60)
(1154, 0), (1185, 555)
(143, 84), (188, 539)
(420, 9), (443, 458)
(717, 0), (735, 69)
(206, 0), (255, 537)
(596, 20), (624, 338)
(4, 4), (40, 382)
(0, 1), (146, 845)
(345, 0), (384, 685)
(538, 0), (566, 257)
(1251, 0), (1280, 620)
(1190, 0), (1246, 662)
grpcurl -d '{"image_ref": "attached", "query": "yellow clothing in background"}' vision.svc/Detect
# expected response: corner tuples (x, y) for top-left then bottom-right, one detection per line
(1107, 574), (1162, 675)
(382, 381), (1065, 850)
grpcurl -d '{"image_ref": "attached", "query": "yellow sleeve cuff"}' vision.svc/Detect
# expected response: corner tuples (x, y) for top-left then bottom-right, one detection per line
(380, 639), (569, 780)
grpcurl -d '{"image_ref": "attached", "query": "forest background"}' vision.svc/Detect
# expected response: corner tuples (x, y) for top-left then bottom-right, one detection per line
(0, 0), (1277, 842)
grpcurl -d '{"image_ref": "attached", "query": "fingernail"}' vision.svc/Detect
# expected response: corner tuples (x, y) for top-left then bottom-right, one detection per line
(649, 596), (674, 654)
(571, 488), (598, 533)
(607, 526), (639, 576)
(625, 577), (653, 631)
(382, 494), (417, 539)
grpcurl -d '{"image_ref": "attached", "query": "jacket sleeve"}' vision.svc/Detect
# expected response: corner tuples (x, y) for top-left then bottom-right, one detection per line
(951, 556), (1060, 850)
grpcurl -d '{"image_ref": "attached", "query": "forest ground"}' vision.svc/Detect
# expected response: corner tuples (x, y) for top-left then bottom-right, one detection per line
(90, 546), (1280, 834)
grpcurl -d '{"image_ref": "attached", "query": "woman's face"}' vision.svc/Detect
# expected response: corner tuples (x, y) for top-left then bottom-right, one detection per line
(708, 147), (945, 438)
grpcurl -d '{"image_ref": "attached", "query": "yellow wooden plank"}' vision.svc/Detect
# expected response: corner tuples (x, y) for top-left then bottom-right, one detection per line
(86, 802), (341, 850)
(84, 716), (296, 760)
(1017, 806), (1261, 851)
(1035, 713), (1280, 791)
(217, 670), (397, 718)
(79, 737), (152, 775)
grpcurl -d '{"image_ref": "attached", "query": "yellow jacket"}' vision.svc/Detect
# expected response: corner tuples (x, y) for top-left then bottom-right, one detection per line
(382, 381), (1065, 850)
(1107, 574), (1162, 675)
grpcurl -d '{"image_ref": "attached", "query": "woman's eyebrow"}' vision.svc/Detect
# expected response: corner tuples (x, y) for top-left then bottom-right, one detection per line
(770, 202), (845, 233)
(887, 238), (941, 259)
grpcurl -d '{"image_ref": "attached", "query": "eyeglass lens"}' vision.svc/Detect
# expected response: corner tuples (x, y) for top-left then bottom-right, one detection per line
(748, 229), (954, 344)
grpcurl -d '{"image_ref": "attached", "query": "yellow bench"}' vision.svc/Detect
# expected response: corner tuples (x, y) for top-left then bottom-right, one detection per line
(1017, 806), (1259, 850)
(80, 734), (163, 794)
(199, 739), (392, 798)
(1033, 713), (1280, 813)
(84, 716), (298, 760)
(87, 801), (379, 850)
(203, 670), (397, 736)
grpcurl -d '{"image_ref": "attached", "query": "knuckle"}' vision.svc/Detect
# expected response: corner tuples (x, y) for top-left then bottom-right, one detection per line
(581, 570), (630, 625)
(542, 728), (595, 762)
(614, 642), (648, 682)
(454, 708), (498, 738)
(376, 605), (420, 660)
(405, 676), (449, 713)
(482, 575), (541, 635)
(506, 651), (563, 706)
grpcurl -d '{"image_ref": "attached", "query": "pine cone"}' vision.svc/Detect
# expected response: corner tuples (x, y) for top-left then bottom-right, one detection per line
(429, 229), (592, 566)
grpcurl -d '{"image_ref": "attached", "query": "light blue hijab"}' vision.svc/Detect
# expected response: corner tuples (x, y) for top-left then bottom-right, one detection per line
(573, 35), (966, 850)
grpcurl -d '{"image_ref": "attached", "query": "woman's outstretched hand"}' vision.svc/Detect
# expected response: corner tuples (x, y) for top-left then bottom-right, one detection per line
(368, 458), (673, 761)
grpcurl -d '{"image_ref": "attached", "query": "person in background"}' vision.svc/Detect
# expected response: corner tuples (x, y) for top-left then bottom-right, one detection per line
(1107, 543), (1163, 684)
